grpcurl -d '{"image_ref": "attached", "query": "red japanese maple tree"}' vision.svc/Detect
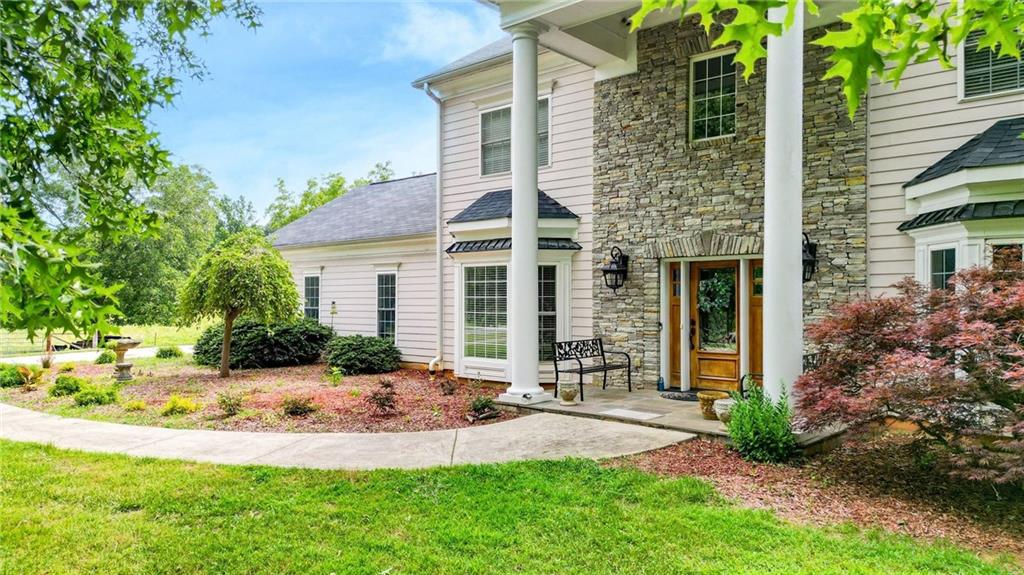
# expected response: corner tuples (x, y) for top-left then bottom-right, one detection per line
(796, 254), (1024, 484)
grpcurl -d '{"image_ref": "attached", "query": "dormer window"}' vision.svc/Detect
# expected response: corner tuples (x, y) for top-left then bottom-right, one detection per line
(480, 97), (550, 176)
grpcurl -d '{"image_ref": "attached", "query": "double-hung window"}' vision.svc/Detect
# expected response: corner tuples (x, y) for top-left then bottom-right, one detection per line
(480, 97), (550, 176)
(691, 50), (737, 141)
(538, 265), (557, 362)
(464, 266), (508, 359)
(962, 30), (1024, 98)
(303, 275), (320, 320)
(930, 248), (956, 290)
(377, 272), (396, 340)
(462, 265), (558, 362)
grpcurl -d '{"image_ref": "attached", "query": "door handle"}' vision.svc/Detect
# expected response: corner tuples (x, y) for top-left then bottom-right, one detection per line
(689, 319), (696, 350)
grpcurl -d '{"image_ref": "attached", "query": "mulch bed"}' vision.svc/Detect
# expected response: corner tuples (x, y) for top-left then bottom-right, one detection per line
(611, 435), (1024, 562)
(3, 362), (513, 433)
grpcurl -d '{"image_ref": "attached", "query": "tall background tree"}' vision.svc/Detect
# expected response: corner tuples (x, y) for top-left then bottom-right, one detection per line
(178, 230), (299, 377)
(92, 165), (219, 325)
(0, 0), (260, 339)
(264, 161), (394, 232)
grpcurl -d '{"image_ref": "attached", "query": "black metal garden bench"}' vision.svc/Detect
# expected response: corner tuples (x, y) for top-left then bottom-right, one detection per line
(552, 338), (631, 401)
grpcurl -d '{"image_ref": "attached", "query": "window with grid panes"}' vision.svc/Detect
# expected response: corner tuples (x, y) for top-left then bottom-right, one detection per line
(303, 275), (320, 320)
(691, 51), (737, 140)
(930, 248), (956, 290)
(377, 273), (396, 340)
(538, 265), (557, 362)
(464, 266), (508, 359)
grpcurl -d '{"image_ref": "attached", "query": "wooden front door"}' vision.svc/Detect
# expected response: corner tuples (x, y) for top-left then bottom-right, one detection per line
(748, 259), (763, 384)
(668, 262), (683, 387)
(689, 260), (740, 391)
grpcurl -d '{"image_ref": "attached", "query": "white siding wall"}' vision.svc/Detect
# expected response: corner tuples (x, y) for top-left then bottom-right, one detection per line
(279, 237), (437, 365)
(436, 56), (596, 373)
(868, 54), (1024, 294)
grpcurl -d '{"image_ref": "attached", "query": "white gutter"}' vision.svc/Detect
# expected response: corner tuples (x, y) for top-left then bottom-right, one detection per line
(423, 82), (445, 377)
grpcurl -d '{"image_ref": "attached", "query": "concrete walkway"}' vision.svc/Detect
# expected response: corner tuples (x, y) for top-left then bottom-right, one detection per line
(1, 345), (194, 365)
(0, 403), (693, 470)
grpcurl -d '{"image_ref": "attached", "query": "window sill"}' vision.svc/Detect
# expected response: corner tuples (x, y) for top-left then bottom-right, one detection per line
(480, 163), (553, 179)
(957, 86), (1024, 104)
(689, 134), (737, 149)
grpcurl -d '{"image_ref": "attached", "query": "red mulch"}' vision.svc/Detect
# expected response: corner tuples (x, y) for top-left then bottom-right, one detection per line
(7, 363), (513, 433)
(612, 436), (1024, 562)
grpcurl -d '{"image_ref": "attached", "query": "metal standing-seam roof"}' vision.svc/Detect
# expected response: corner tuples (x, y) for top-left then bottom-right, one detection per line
(904, 116), (1024, 188)
(446, 237), (583, 254)
(897, 200), (1024, 232)
(271, 173), (436, 248)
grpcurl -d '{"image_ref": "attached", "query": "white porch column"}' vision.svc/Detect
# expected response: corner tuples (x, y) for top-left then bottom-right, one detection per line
(500, 22), (551, 404)
(763, 2), (804, 404)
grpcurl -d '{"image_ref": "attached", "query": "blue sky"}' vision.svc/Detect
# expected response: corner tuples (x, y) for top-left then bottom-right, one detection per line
(149, 1), (503, 218)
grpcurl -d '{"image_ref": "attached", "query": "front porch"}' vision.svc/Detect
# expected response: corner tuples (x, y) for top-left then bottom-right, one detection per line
(498, 386), (728, 439)
(496, 385), (843, 450)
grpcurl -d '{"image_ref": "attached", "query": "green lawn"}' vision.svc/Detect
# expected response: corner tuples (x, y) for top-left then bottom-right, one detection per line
(0, 323), (211, 357)
(0, 441), (1012, 574)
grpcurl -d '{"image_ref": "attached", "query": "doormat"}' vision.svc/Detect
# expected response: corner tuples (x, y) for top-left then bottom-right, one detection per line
(660, 391), (698, 402)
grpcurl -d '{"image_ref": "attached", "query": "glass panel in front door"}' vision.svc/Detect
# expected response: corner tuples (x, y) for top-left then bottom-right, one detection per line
(697, 267), (737, 352)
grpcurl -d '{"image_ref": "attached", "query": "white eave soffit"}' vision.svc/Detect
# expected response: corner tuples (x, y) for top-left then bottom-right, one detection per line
(490, 0), (852, 70)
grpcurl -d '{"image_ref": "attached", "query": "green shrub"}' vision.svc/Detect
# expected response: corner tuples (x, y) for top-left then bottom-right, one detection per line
(193, 318), (334, 369)
(726, 386), (797, 463)
(470, 396), (494, 414)
(58, 363), (75, 373)
(161, 395), (201, 416)
(155, 346), (183, 359)
(217, 389), (245, 417)
(324, 335), (400, 375)
(73, 386), (119, 406)
(280, 394), (318, 417)
(50, 375), (86, 397)
(0, 365), (20, 388)
(94, 349), (116, 364)
(122, 400), (147, 412)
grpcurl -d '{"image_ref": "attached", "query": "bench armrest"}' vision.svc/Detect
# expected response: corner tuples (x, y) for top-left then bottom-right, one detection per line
(605, 351), (631, 368)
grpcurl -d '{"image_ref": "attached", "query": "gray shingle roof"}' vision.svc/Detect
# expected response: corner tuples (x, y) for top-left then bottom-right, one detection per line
(905, 117), (1024, 188)
(446, 237), (582, 254)
(271, 173), (436, 248)
(449, 189), (579, 224)
(897, 200), (1024, 232)
(412, 38), (512, 87)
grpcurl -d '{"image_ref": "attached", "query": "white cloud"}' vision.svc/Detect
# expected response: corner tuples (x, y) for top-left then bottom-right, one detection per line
(377, 2), (503, 65)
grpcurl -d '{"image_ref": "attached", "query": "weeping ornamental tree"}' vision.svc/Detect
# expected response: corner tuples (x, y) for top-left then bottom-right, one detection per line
(178, 230), (299, 378)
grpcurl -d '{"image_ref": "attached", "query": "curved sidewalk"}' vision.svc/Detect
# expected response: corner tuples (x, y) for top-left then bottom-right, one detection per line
(0, 403), (693, 470)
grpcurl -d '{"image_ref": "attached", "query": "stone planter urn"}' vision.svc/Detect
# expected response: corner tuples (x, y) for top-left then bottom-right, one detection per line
(559, 386), (579, 406)
(713, 398), (736, 425)
(113, 338), (141, 382)
(697, 391), (730, 420)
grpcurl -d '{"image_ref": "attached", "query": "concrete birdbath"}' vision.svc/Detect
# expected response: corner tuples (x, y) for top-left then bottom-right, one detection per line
(113, 338), (142, 382)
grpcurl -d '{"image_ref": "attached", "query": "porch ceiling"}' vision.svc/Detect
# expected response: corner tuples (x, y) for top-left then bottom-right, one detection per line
(486, 0), (855, 69)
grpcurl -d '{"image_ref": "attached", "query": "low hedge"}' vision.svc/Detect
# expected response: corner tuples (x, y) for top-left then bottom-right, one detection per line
(324, 335), (400, 375)
(193, 318), (335, 369)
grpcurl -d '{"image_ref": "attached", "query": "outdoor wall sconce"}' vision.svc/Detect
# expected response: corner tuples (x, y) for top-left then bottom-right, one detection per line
(601, 246), (629, 292)
(802, 233), (818, 283)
